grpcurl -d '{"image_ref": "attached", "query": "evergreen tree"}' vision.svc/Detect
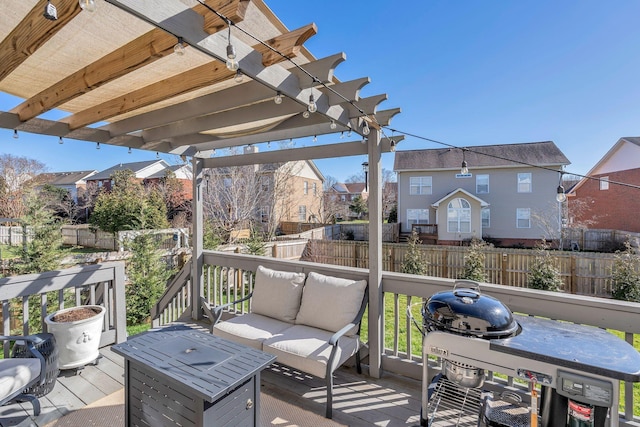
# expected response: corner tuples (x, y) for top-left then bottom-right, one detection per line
(460, 238), (488, 282)
(349, 195), (368, 219)
(16, 192), (65, 274)
(527, 240), (562, 291)
(401, 230), (429, 275)
(611, 240), (640, 302)
(244, 226), (266, 256)
(90, 170), (169, 233)
(125, 231), (174, 325)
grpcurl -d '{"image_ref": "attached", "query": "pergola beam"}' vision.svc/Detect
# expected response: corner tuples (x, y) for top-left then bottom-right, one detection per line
(103, 54), (341, 137)
(0, 0), (81, 82)
(61, 24), (316, 130)
(105, 0), (352, 129)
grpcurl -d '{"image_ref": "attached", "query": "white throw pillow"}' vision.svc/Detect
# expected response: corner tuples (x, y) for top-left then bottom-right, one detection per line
(295, 271), (367, 333)
(251, 265), (305, 323)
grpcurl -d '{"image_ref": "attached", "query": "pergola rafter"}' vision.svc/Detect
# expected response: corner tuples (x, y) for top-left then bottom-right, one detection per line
(0, 0), (399, 379)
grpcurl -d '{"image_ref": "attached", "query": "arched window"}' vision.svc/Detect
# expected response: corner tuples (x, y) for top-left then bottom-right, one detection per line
(447, 198), (471, 233)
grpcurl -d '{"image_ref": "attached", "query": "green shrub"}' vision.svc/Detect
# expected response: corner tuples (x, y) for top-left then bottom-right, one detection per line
(401, 230), (428, 275)
(611, 241), (640, 302)
(527, 240), (562, 291)
(460, 238), (489, 282)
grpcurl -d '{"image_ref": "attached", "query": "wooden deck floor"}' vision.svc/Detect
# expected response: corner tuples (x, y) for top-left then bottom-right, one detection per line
(0, 330), (423, 427)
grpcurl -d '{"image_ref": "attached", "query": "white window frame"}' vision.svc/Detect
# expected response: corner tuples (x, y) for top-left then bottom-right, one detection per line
(407, 209), (429, 228)
(600, 176), (609, 190)
(312, 182), (317, 195)
(303, 181), (308, 195)
(298, 205), (307, 221)
(447, 198), (471, 233)
(481, 207), (490, 228)
(517, 173), (532, 193)
(476, 174), (489, 194)
(516, 208), (531, 228)
(409, 176), (432, 195)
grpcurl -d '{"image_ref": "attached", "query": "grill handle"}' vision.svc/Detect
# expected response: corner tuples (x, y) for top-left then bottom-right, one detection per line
(453, 280), (481, 296)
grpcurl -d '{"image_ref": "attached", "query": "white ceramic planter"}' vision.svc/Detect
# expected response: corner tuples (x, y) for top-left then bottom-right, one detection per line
(44, 305), (106, 370)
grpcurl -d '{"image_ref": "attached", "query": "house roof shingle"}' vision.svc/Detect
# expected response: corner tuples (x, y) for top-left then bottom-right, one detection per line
(39, 170), (97, 186)
(393, 141), (570, 171)
(88, 160), (168, 181)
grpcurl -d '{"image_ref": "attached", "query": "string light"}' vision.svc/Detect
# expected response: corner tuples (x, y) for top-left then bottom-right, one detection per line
(556, 172), (566, 202)
(361, 118), (370, 136)
(313, 135), (317, 142)
(13, 130), (18, 139)
(79, 0), (96, 12)
(330, 120), (337, 130)
(234, 69), (243, 83)
(390, 139), (396, 152)
(156, 151), (160, 159)
(302, 110), (310, 119)
(307, 93), (317, 113)
(96, 142), (100, 150)
(274, 92), (283, 104)
(461, 149), (469, 174)
(225, 24), (239, 71)
(128, 147), (132, 154)
(340, 131), (344, 139)
(59, 136), (63, 144)
(174, 37), (186, 56)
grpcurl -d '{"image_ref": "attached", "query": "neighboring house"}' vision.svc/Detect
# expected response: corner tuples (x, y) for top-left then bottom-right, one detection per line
(143, 163), (193, 201)
(207, 148), (324, 236)
(568, 137), (640, 233)
(393, 141), (570, 247)
(325, 182), (367, 221)
(86, 160), (170, 192)
(36, 170), (97, 203)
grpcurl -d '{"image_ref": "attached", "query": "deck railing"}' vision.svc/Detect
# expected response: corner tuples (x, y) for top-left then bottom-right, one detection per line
(0, 262), (127, 357)
(189, 251), (640, 425)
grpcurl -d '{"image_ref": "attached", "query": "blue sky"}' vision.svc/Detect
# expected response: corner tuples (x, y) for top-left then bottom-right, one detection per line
(3, 1), (640, 183)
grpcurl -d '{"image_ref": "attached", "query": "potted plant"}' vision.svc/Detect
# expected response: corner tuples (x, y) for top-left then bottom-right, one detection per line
(44, 305), (106, 370)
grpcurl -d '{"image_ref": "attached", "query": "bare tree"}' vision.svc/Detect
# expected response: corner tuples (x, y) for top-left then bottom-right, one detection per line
(0, 154), (48, 219)
(532, 197), (600, 250)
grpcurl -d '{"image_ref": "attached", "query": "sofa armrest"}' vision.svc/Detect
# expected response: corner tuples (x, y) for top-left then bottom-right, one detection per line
(200, 293), (254, 331)
(0, 335), (47, 386)
(328, 285), (369, 346)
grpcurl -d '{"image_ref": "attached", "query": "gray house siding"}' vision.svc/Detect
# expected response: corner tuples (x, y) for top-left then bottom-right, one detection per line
(397, 166), (564, 243)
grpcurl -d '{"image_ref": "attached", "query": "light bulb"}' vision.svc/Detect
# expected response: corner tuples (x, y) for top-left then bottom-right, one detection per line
(174, 38), (185, 56)
(128, 147), (132, 154)
(361, 120), (370, 136)
(96, 142), (100, 150)
(390, 140), (397, 152)
(340, 131), (344, 139)
(303, 110), (310, 119)
(361, 138), (367, 144)
(79, 0), (96, 11)
(307, 93), (317, 113)
(347, 129), (352, 137)
(226, 43), (238, 71)
(156, 152), (160, 159)
(59, 136), (63, 144)
(313, 135), (317, 142)
(234, 69), (243, 83)
(461, 160), (468, 175)
(556, 185), (567, 202)
(274, 92), (283, 104)
(330, 120), (337, 130)
(13, 129), (18, 139)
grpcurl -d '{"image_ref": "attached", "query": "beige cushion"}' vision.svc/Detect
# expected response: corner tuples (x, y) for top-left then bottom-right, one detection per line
(295, 272), (367, 333)
(212, 313), (293, 350)
(0, 358), (41, 399)
(251, 266), (305, 323)
(263, 325), (360, 378)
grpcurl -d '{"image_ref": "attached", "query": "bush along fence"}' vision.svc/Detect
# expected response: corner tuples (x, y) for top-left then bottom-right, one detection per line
(302, 239), (630, 298)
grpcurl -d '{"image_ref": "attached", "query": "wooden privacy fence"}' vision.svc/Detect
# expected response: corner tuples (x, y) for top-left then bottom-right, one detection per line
(303, 240), (620, 297)
(61, 225), (189, 251)
(564, 228), (640, 252)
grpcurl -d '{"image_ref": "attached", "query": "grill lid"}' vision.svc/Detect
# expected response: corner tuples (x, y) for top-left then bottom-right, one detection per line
(423, 281), (519, 339)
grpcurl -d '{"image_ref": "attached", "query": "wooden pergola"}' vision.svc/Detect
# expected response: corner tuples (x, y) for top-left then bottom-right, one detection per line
(0, 0), (401, 377)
